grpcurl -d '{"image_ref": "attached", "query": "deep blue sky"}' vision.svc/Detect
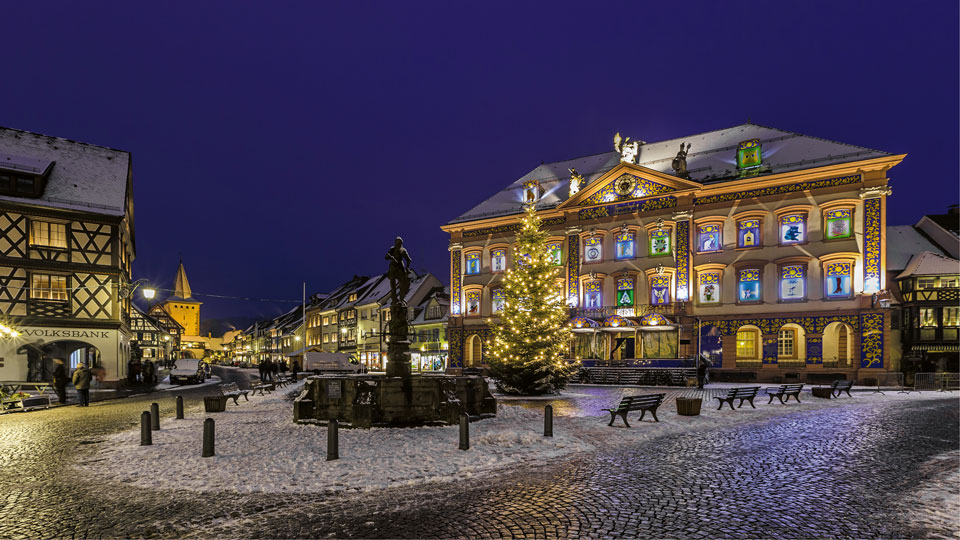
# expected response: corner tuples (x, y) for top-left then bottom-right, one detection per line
(3, 1), (958, 320)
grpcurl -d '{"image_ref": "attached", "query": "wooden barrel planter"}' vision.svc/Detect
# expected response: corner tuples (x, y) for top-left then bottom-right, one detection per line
(811, 387), (833, 399)
(203, 395), (227, 412)
(676, 397), (702, 416)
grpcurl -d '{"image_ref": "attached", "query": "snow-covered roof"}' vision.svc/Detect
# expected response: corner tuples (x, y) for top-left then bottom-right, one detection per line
(0, 126), (131, 216)
(896, 252), (960, 279)
(886, 225), (947, 271)
(449, 123), (892, 224)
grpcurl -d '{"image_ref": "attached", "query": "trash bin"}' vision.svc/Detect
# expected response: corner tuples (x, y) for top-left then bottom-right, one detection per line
(204, 395), (227, 412)
(811, 387), (833, 399)
(676, 397), (702, 416)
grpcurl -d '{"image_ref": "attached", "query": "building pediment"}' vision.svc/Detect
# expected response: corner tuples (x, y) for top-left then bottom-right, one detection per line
(560, 162), (702, 209)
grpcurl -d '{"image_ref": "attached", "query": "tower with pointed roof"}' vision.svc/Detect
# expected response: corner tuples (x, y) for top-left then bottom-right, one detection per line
(162, 261), (202, 336)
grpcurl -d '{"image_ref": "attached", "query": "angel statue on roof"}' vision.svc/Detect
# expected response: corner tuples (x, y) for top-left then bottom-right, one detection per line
(568, 168), (584, 197)
(613, 132), (641, 164)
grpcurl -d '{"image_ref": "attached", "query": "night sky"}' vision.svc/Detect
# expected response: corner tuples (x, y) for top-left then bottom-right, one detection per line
(3, 1), (957, 320)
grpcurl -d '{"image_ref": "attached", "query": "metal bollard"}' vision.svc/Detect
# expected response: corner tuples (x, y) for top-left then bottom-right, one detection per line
(176, 396), (184, 419)
(544, 404), (553, 437)
(150, 402), (160, 430)
(202, 418), (215, 457)
(140, 411), (152, 446)
(327, 419), (339, 461)
(459, 413), (470, 450)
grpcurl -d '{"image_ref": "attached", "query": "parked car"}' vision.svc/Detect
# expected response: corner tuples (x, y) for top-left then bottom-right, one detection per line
(169, 359), (205, 385)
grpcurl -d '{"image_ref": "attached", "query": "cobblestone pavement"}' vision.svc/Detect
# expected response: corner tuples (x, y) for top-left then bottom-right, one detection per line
(0, 371), (956, 539)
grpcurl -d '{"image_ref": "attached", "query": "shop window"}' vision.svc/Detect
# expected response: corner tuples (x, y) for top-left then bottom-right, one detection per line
(943, 307), (959, 327)
(697, 224), (721, 253)
(30, 221), (67, 249)
(917, 277), (936, 289)
(941, 277), (959, 288)
(546, 243), (563, 266)
(736, 329), (758, 359)
(698, 272), (721, 304)
(465, 290), (481, 316)
(824, 262), (853, 299)
(584, 281), (602, 309)
(649, 229), (671, 257)
(616, 277), (634, 309)
(779, 214), (806, 245)
(777, 329), (797, 359)
(738, 219), (761, 248)
(614, 232), (635, 260)
(465, 252), (481, 275)
(824, 209), (853, 240)
(491, 288), (505, 314)
(920, 308), (938, 327)
(31, 273), (68, 302)
(780, 265), (805, 301)
(583, 237), (603, 263)
(650, 275), (671, 306)
(491, 249), (506, 273)
(738, 268), (761, 303)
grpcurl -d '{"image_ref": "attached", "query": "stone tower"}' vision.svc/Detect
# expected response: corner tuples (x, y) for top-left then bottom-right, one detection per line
(162, 261), (202, 336)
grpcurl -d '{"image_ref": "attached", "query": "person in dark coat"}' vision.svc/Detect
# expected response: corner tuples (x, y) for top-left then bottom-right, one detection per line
(259, 360), (269, 382)
(72, 362), (92, 406)
(697, 359), (709, 389)
(52, 358), (69, 404)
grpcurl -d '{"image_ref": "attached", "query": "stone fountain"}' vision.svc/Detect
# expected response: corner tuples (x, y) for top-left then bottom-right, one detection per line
(294, 237), (496, 427)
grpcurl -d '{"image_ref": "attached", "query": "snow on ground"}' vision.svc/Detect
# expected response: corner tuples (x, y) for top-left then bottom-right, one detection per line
(902, 450), (960, 539)
(76, 382), (958, 494)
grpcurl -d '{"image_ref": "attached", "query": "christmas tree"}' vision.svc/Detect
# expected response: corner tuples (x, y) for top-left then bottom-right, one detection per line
(489, 204), (574, 395)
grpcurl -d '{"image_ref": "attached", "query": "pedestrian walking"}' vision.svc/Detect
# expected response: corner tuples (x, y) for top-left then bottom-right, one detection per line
(72, 362), (92, 407)
(52, 358), (69, 404)
(271, 359), (279, 381)
(697, 358), (709, 389)
(258, 360), (266, 381)
(143, 359), (155, 385)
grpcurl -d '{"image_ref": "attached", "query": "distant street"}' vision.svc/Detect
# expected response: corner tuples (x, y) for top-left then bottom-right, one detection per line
(0, 376), (956, 539)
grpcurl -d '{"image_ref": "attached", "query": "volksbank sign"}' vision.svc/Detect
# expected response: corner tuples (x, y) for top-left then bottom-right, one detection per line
(18, 329), (112, 339)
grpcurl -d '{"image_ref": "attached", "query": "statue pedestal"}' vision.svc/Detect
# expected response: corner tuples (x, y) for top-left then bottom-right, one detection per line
(386, 340), (412, 378)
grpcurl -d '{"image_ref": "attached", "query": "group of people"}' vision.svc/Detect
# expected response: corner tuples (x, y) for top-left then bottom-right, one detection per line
(127, 358), (159, 385)
(51, 358), (92, 406)
(257, 358), (288, 382)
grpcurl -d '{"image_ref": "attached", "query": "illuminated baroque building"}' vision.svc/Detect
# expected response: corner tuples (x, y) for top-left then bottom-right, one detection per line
(442, 124), (904, 383)
(0, 126), (136, 386)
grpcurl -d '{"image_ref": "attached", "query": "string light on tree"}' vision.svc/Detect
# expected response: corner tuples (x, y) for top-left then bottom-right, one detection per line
(488, 203), (575, 395)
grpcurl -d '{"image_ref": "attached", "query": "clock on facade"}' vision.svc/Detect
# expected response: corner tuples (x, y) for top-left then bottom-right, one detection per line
(614, 175), (637, 197)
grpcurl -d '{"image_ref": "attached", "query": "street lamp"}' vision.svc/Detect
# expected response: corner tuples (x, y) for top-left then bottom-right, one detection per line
(120, 278), (156, 301)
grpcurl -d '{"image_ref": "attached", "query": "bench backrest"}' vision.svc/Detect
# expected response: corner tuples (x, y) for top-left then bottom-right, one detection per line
(725, 386), (760, 397)
(830, 380), (853, 389)
(616, 393), (665, 410)
(220, 382), (239, 393)
(782, 384), (804, 391)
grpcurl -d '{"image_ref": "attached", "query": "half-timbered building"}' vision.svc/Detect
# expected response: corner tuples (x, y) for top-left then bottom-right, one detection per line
(0, 126), (135, 386)
(442, 123), (904, 383)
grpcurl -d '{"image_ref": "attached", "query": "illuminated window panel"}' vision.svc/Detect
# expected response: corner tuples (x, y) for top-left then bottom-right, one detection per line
(616, 277), (634, 307)
(615, 232), (635, 260)
(465, 252), (481, 275)
(824, 261), (853, 299)
(778, 329), (797, 358)
(736, 329), (758, 359)
(824, 209), (853, 240)
(491, 249), (507, 272)
(31, 273), (68, 301)
(491, 288), (505, 314)
(780, 265), (805, 301)
(779, 214), (806, 245)
(698, 272), (721, 304)
(697, 224), (721, 253)
(465, 290), (481, 316)
(737, 139), (762, 170)
(649, 229), (671, 257)
(738, 219), (760, 248)
(547, 242), (563, 266)
(737, 268), (761, 303)
(584, 237), (603, 263)
(650, 275), (671, 306)
(584, 281), (602, 309)
(30, 221), (67, 249)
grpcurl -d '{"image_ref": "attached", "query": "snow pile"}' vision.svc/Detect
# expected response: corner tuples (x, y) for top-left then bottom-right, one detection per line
(76, 383), (956, 494)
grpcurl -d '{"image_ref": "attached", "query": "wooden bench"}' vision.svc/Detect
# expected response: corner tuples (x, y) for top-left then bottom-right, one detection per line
(604, 393), (666, 427)
(765, 384), (804, 404)
(251, 381), (275, 396)
(831, 380), (854, 397)
(219, 382), (249, 405)
(714, 386), (760, 410)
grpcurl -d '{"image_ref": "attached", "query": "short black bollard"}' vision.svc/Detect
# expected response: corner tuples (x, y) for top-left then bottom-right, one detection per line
(544, 404), (553, 437)
(140, 411), (152, 446)
(327, 419), (339, 461)
(176, 396), (184, 419)
(150, 402), (160, 430)
(458, 413), (470, 451)
(202, 418), (215, 457)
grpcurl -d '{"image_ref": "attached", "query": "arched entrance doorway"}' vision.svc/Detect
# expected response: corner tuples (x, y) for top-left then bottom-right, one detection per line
(33, 341), (101, 382)
(465, 335), (483, 367)
(822, 322), (854, 367)
(699, 325), (722, 367)
(181, 349), (202, 360)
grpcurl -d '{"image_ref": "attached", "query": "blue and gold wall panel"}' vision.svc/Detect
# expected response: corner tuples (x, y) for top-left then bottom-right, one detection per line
(859, 312), (884, 368)
(863, 197), (882, 294)
(450, 250), (462, 316)
(567, 234), (580, 305)
(675, 220), (690, 301)
(806, 336), (823, 364)
(448, 327), (463, 368)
